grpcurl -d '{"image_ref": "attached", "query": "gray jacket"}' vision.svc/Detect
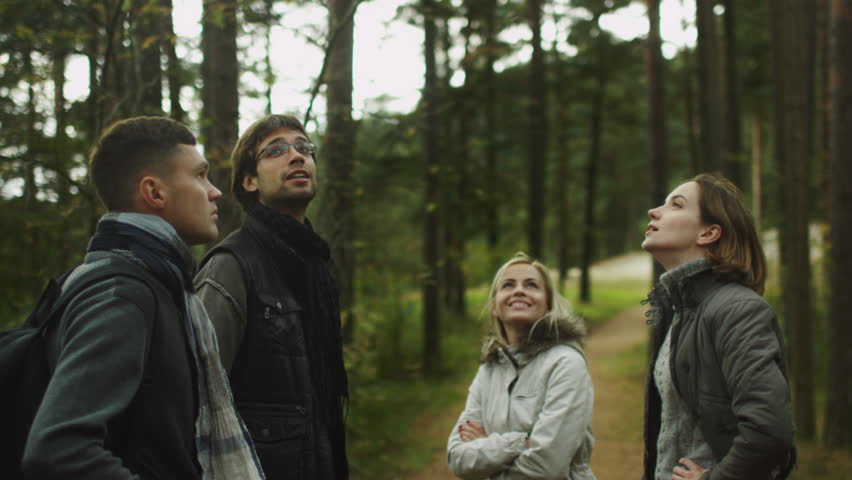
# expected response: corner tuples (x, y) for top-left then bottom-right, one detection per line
(447, 339), (595, 480)
(643, 267), (795, 480)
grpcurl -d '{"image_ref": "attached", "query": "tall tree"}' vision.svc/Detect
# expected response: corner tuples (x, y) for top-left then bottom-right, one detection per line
(579, 20), (608, 304)
(769, 0), (816, 440)
(526, 0), (547, 259)
(552, 43), (572, 285)
(421, 0), (441, 377)
(646, 0), (667, 284)
(201, 0), (240, 239)
(751, 115), (763, 230)
(483, 0), (499, 254)
(322, 0), (358, 342)
(817, 0), (831, 253)
(722, 0), (744, 187)
(131, 0), (165, 115)
(695, 0), (723, 172)
(445, 4), (476, 315)
(825, 0), (852, 450)
(162, 0), (185, 121)
(682, 49), (700, 174)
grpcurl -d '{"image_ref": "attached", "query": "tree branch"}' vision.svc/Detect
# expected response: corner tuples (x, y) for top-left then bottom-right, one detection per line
(303, 0), (366, 126)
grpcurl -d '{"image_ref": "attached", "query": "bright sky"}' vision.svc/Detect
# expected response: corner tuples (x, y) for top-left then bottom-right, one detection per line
(60, 0), (696, 132)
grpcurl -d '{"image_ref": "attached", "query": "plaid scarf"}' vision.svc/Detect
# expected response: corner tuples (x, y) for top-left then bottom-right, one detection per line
(89, 213), (265, 480)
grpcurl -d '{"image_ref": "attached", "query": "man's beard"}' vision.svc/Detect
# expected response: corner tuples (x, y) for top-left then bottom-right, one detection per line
(261, 187), (315, 213)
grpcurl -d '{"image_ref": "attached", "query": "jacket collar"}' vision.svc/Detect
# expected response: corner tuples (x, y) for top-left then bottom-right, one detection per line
(644, 258), (724, 326)
(483, 314), (587, 364)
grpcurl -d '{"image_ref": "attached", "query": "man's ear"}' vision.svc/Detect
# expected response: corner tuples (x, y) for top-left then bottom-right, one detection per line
(697, 224), (722, 246)
(242, 174), (258, 192)
(139, 175), (167, 211)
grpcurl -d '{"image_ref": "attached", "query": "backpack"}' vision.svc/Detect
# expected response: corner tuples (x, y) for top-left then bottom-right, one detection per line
(0, 273), (70, 478)
(0, 261), (155, 478)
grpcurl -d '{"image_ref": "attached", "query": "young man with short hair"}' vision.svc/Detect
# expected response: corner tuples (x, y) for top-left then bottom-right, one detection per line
(195, 114), (349, 479)
(23, 116), (264, 479)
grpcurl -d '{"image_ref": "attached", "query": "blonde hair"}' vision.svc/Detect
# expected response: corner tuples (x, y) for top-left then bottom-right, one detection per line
(485, 252), (583, 348)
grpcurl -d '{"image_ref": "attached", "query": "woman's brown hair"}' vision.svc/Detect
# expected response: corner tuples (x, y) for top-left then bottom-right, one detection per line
(692, 172), (767, 294)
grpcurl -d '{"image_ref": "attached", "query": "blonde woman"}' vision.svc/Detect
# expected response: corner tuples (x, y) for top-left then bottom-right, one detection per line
(447, 253), (595, 480)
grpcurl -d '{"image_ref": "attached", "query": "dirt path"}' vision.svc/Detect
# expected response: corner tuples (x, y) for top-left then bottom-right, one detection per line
(585, 306), (648, 478)
(405, 304), (650, 480)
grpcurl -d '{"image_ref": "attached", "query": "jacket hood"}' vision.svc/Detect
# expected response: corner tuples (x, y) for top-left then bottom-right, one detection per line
(481, 312), (587, 363)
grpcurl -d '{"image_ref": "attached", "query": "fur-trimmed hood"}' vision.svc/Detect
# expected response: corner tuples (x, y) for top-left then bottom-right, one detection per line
(481, 312), (587, 363)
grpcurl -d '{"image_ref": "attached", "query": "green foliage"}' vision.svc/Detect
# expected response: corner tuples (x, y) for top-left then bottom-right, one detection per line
(345, 296), (482, 478)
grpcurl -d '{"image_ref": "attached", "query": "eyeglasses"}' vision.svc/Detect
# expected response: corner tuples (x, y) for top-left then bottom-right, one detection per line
(255, 141), (317, 161)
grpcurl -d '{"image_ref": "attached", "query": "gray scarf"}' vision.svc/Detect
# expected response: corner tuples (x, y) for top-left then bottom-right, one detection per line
(96, 213), (265, 479)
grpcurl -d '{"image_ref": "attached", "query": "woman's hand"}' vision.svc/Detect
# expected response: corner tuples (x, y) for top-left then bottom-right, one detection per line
(458, 420), (487, 442)
(672, 458), (709, 479)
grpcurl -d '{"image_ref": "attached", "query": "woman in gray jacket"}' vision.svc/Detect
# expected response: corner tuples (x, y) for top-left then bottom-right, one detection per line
(641, 173), (795, 480)
(447, 253), (595, 480)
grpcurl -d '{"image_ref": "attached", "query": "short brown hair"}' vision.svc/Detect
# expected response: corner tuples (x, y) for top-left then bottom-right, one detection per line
(89, 116), (196, 211)
(230, 114), (310, 209)
(692, 172), (767, 294)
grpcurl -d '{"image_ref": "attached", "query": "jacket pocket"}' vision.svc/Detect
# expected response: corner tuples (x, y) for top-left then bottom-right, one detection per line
(697, 390), (736, 459)
(511, 391), (539, 430)
(257, 293), (304, 354)
(239, 402), (307, 479)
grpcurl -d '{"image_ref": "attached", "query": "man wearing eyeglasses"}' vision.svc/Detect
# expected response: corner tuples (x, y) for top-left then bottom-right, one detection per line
(195, 114), (349, 480)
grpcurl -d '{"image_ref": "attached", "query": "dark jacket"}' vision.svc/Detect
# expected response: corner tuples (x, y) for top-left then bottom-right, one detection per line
(23, 251), (200, 480)
(643, 268), (795, 480)
(196, 224), (336, 480)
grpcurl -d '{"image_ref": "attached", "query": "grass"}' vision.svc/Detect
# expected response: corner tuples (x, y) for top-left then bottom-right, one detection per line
(347, 373), (471, 479)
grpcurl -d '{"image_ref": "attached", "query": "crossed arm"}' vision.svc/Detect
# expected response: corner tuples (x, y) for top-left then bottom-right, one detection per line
(447, 353), (593, 480)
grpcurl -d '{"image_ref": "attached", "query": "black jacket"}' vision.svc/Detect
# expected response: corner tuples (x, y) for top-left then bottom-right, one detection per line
(23, 252), (201, 479)
(643, 268), (795, 480)
(197, 222), (337, 480)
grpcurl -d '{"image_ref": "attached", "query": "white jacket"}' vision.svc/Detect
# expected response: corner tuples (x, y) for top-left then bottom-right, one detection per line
(447, 341), (595, 480)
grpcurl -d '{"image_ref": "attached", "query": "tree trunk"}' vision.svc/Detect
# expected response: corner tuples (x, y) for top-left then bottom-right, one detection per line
(484, 0), (498, 254)
(722, 0), (744, 188)
(162, 0), (185, 122)
(817, 0), (831, 253)
(769, 0), (816, 440)
(751, 115), (763, 232)
(825, 0), (852, 450)
(264, 0), (274, 115)
(646, 0), (668, 284)
(526, 0), (546, 259)
(580, 67), (605, 304)
(421, 0), (441, 378)
(553, 47), (571, 285)
(448, 9), (475, 316)
(438, 17), (452, 309)
(131, 0), (164, 115)
(323, 0), (357, 344)
(682, 49), (700, 174)
(696, 0), (724, 172)
(201, 0), (241, 240)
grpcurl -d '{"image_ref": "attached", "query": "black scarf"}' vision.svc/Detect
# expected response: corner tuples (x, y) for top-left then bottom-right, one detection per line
(87, 218), (195, 307)
(245, 203), (349, 479)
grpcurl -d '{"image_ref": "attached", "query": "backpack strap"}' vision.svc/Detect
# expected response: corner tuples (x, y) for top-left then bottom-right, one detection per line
(24, 270), (74, 333)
